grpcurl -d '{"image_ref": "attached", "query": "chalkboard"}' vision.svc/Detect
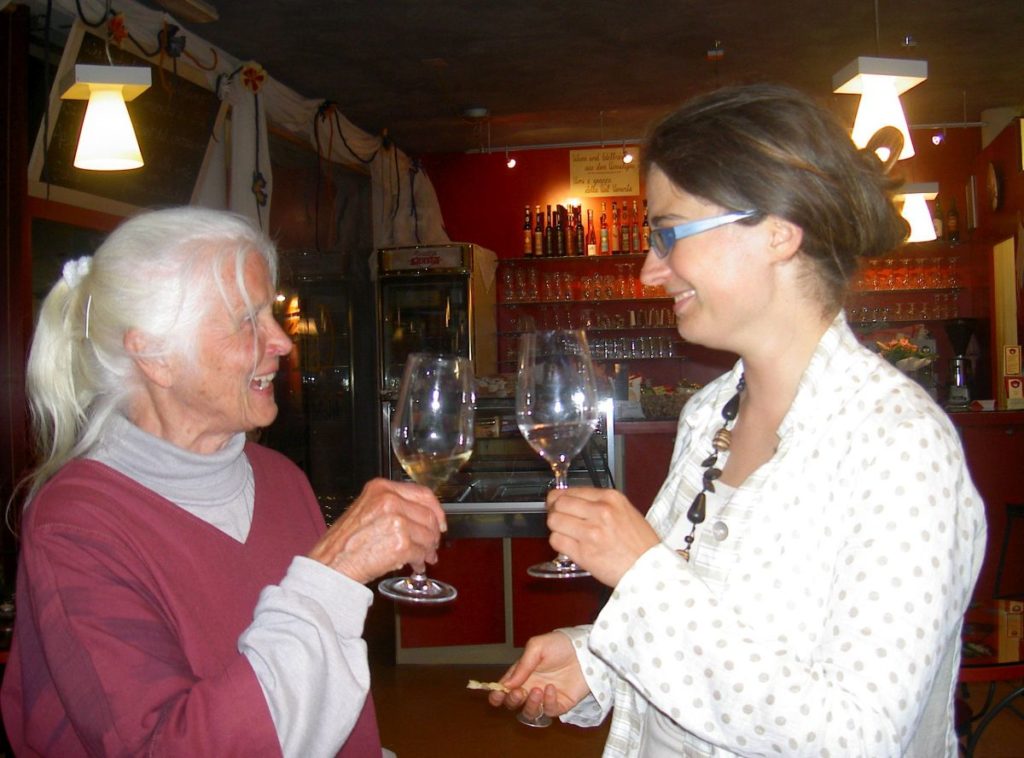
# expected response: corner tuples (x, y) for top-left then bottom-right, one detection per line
(37, 27), (221, 210)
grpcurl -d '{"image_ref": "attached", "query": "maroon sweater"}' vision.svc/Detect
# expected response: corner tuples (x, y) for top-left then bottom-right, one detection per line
(1, 443), (381, 756)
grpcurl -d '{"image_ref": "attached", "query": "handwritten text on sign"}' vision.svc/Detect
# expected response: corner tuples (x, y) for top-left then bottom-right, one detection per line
(569, 147), (641, 197)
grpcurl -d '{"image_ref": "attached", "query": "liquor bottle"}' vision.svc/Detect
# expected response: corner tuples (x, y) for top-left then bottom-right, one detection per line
(931, 196), (944, 241)
(544, 204), (555, 256)
(641, 199), (651, 252)
(610, 201), (621, 254)
(522, 205), (533, 256)
(533, 205), (544, 258)
(599, 202), (610, 254)
(631, 200), (642, 252)
(574, 206), (586, 256)
(554, 205), (566, 257)
(946, 197), (960, 242)
(565, 205), (577, 256)
(620, 202), (631, 253)
(586, 208), (598, 256)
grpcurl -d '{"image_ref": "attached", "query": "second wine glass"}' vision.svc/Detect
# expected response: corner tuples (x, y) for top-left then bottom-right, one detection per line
(516, 330), (600, 579)
(379, 353), (475, 604)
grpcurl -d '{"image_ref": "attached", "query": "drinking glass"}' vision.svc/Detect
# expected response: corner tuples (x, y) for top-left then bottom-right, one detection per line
(516, 330), (600, 579)
(379, 353), (475, 604)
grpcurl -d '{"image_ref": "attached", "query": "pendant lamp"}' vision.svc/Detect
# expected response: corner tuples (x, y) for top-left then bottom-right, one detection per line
(896, 182), (939, 242)
(833, 56), (927, 161)
(60, 64), (152, 171)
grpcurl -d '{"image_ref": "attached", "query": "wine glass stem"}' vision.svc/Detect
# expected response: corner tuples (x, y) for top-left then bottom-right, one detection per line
(551, 464), (573, 566)
(552, 463), (569, 490)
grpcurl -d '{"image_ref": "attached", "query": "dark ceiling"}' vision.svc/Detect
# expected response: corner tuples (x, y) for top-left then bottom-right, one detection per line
(154, 1), (1022, 155)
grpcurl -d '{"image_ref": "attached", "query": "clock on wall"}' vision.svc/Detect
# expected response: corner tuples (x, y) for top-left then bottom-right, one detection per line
(986, 162), (1001, 211)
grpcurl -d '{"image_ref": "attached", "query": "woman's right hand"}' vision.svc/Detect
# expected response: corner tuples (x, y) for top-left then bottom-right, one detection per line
(308, 478), (447, 584)
(488, 631), (591, 721)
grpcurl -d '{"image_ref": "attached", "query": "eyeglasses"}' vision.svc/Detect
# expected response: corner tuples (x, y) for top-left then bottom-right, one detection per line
(649, 210), (758, 258)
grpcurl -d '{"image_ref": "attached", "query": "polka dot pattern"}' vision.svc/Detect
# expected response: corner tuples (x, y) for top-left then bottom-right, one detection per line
(559, 315), (986, 757)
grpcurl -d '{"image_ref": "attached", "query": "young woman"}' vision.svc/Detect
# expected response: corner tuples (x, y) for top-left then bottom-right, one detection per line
(490, 83), (986, 757)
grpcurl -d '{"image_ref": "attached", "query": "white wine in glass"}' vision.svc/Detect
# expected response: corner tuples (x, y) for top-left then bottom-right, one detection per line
(516, 330), (599, 579)
(379, 353), (475, 604)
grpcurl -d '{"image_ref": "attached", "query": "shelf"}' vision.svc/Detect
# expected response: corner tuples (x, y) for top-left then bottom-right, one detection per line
(849, 286), (962, 296)
(500, 297), (671, 306)
(498, 326), (679, 336)
(500, 253), (649, 265)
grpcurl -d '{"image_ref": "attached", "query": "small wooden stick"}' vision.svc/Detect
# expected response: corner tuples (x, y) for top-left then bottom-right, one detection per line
(466, 679), (510, 693)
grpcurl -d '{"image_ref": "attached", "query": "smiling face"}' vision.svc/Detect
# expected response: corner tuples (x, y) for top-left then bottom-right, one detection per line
(163, 250), (292, 452)
(639, 165), (776, 353)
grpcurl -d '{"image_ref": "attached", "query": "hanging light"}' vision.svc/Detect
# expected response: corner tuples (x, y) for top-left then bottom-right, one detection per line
(60, 63), (152, 171)
(622, 143), (634, 165)
(505, 148), (516, 169)
(896, 182), (939, 242)
(833, 56), (927, 161)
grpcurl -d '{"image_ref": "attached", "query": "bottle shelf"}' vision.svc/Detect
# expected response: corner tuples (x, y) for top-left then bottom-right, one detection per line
(498, 326), (679, 336)
(500, 253), (650, 265)
(500, 297), (671, 307)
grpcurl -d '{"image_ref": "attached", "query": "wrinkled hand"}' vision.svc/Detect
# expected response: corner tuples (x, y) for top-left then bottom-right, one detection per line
(487, 632), (590, 722)
(308, 478), (446, 585)
(546, 487), (660, 587)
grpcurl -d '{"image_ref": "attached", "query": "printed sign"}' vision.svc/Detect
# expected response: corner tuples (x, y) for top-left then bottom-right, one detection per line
(570, 147), (641, 197)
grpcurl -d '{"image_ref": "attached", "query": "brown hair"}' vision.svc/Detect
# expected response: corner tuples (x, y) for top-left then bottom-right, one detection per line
(642, 83), (908, 311)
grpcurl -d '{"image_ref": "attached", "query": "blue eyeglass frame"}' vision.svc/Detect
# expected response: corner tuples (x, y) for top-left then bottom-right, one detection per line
(649, 210), (758, 258)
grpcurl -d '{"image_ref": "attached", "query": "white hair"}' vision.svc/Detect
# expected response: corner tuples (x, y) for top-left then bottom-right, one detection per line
(23, 206), (278, 502)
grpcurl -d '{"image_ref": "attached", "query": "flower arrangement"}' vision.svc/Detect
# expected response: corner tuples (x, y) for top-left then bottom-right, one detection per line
(875, 335), (935, 372)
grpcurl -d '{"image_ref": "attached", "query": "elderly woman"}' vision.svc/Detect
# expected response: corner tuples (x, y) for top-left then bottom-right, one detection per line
(2, 207), (444, 756)
(490, 83), (987, 756)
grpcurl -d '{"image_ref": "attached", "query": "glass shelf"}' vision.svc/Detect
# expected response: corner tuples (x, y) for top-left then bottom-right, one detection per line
(500, 253), (649, 265)
(500, 297), (672, 306)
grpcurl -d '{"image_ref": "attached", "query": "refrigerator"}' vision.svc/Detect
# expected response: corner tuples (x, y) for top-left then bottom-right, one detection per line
(376, 243), (497, 479)
(376, 243), (497, 394)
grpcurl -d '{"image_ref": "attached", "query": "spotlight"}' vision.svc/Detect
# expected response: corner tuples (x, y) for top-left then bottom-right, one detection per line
(505, 148), (516, 169)
(622, 144), (634, 165)
(931, 132), (944, 146)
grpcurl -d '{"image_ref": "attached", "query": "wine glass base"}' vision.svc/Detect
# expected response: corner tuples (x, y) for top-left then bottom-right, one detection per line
(527, 560), (591, 579)
(516, 711), (553, 728)
(378, 576), (458, 604)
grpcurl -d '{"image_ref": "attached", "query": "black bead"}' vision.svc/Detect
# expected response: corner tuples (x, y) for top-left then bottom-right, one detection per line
(722, 391), (741, 421)
(687, 491), (707, 525)
(701, 452), (719, 468)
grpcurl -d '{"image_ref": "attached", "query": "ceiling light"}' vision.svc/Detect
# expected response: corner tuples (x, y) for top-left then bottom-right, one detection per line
(896, 182), (938, 242)
(60, 63), (151, 171)
(833, 56), (927, 161)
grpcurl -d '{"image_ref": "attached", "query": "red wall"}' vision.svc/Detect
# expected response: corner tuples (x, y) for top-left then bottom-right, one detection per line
(421, 148), (644, 259)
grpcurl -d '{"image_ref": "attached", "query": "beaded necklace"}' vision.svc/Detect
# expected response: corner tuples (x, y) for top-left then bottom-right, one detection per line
(678, 373), (745, 562)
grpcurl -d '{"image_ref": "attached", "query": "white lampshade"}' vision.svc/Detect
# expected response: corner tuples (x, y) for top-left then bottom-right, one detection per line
(833, 57), (927, 162)
(61, 64), (151, 171)
(74, 87), (144, 170)
(896, 182), (939, 243)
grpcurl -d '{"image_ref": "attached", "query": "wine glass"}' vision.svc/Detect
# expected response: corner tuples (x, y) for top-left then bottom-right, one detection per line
(516, 330), (600, 579)
(379, 353), (475, 604)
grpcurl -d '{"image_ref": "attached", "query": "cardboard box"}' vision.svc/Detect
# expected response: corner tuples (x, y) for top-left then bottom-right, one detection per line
(1007, 376), (1024, 409)
(1006, 345), (1022, 376)
(998, 600), (1023, 663)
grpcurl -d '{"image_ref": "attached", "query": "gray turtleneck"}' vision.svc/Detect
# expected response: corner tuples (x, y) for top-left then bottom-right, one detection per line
(90, 414), (255, 542)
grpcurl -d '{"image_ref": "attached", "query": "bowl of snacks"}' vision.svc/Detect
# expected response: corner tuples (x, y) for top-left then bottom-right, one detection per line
(639, 381), (702, 419)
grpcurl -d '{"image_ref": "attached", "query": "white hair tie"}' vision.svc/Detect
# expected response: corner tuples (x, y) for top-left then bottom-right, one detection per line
(62, 256), (92, 289)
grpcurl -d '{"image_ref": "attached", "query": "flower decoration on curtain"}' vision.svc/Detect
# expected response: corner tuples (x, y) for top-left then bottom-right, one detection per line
(107, 13), (127, 45)
(876, 335), (935, 372)
(252, 171), (268, 207)
(241, 63), (266, 94)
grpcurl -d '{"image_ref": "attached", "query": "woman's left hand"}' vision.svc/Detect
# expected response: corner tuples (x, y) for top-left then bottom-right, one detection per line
(545, 487), (660, 587)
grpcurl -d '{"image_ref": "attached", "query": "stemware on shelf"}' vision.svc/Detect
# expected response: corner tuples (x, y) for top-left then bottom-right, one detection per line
(516, 330), (600, 579)
(379, 353), (475, 604)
